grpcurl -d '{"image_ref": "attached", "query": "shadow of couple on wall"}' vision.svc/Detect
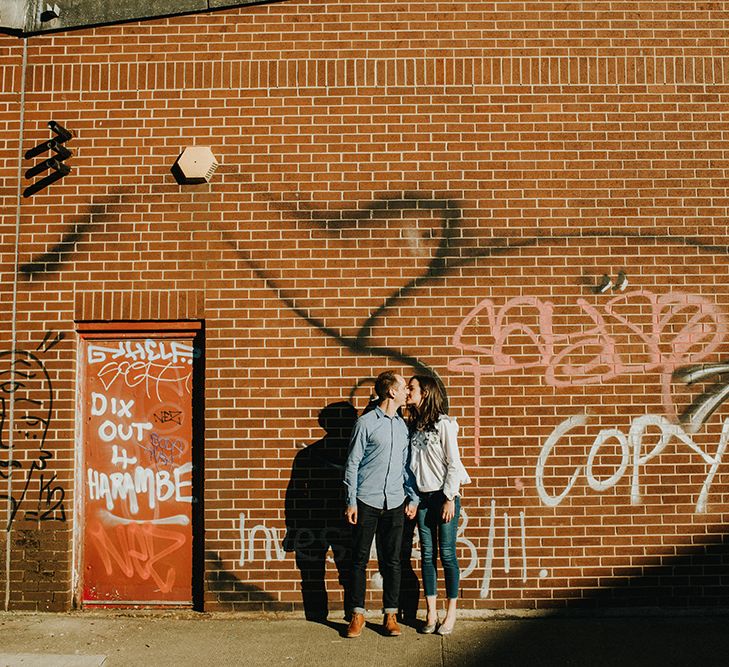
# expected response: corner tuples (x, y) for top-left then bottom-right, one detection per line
(282, 400), (420, 624)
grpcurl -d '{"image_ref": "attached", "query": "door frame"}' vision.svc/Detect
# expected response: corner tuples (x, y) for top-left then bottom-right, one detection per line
(72, 320), (204, 610)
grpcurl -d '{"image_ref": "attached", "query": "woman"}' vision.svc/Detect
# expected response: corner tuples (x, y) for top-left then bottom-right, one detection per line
(406, 375), (471, 636)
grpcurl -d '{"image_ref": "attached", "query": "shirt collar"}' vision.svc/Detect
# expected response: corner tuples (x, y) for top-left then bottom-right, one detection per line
(374, 405), (404, 422)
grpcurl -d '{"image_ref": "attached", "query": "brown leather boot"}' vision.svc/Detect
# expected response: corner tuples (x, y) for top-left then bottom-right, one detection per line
(346, 612), (365, 638)
(383, 613), (401, 636)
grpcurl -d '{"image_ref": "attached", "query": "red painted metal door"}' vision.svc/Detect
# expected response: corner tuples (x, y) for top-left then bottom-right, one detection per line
(80, 329), (197, 606)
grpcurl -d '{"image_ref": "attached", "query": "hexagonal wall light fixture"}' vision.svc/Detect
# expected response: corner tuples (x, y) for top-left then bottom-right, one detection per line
(171, 146), (219, 185)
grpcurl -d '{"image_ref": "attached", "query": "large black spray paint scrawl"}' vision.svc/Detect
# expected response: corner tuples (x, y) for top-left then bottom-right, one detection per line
(20, 191), (466, 392)
(222, 194), (729, 400)
(0, 332), (66, 530)
(221, 194), (465, 394)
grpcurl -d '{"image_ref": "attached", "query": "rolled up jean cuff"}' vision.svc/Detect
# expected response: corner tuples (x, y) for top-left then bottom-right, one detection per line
(353, 606), (366, 614)
(383, 607), (398, 614)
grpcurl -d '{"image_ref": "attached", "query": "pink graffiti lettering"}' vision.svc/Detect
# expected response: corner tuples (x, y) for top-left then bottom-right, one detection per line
(88, 522), (186, 594)
(449, 290), (727, 463)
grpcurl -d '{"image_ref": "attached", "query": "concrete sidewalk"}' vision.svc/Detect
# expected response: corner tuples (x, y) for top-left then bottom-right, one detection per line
(1, 611), (729, 667)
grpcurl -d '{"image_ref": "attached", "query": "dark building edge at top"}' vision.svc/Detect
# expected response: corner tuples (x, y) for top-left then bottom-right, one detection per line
(0, 0), (270, 36)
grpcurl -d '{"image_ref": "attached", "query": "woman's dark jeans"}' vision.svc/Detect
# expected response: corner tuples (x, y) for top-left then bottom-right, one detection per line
(416, 491), (460, 599)
(350, 500), (405, 614)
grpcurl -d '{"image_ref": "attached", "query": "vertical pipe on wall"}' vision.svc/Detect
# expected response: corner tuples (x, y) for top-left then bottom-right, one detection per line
(6, 35), (28, 612)
(71, 340), (82, 607)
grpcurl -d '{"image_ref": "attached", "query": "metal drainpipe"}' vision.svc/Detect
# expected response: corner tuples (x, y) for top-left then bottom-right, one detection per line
(6, 35), (28, 612)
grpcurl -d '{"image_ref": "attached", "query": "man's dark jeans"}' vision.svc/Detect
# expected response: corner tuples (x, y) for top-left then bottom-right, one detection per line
(351, 500), (405, 614)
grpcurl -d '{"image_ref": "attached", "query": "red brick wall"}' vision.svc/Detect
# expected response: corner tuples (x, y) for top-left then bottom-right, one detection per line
(2, 1), (729, 612)
(0, 35), (22, 349)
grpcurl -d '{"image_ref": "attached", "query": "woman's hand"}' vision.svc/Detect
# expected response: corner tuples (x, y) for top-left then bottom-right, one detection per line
(441, 498), (455, 523)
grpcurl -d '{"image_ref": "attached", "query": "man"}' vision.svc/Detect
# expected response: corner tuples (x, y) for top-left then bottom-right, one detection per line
(343, 371), (418, 638)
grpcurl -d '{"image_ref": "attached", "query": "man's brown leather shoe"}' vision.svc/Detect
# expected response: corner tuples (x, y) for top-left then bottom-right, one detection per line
(346, 612), (365, 638)
(383, 613), (401, 636)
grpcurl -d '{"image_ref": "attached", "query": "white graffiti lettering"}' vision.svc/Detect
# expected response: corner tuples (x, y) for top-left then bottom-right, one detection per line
(87, 339), (197, 365)
(96, 360), (192, 401)
(238, 512), (287, 565)
(97, 418), (153, 443)
(91, 392), (134, 418)
(86, 462), (193, 514)
(236, 506), (521, 599)
(536, 414), (729, 513)
(111, 445), (138, 470)
(478, 502), (528, 598)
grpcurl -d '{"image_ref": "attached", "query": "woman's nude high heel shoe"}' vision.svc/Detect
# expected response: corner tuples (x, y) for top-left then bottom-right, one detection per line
(421, 620), (437, 634)
(436, 621), (455, 635)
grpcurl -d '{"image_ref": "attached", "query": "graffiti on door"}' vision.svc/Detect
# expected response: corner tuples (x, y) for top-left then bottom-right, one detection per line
(82, 335), (195, 604)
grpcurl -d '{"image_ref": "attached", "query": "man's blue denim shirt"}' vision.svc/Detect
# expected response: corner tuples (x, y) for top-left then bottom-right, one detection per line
(344, 406), (418, 509)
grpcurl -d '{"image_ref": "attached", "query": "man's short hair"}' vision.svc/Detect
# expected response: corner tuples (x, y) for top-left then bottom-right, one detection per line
(374, 370), (401, 401)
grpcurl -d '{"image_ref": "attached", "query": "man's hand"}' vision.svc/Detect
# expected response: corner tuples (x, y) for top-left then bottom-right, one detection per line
(405, 502), (418, 520)
(345, 505), (358, 525)
(441, 499), (455, 523)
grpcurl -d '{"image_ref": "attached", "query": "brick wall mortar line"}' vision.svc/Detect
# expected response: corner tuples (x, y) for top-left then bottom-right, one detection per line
(24, 56), (729, 92)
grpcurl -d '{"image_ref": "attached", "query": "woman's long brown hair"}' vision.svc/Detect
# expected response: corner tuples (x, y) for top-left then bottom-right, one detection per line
(408, 375), (447, 432)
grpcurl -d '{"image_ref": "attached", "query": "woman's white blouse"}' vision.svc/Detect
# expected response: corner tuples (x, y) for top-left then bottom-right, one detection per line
(409, 415), (471, 500)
